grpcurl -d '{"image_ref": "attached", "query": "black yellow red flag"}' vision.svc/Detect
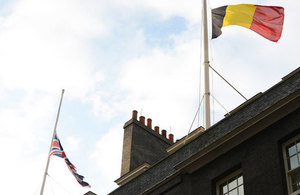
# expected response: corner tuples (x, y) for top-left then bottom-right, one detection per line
(212, 4), (284, 42)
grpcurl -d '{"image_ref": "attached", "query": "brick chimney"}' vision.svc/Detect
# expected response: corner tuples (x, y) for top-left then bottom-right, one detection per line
(120, 110), (174, 176)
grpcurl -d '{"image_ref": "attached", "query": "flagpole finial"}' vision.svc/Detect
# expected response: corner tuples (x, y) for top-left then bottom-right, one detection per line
(62, 89), (65, 93)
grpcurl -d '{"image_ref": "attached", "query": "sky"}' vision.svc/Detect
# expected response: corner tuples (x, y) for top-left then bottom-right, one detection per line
(0, 0), (298, 194)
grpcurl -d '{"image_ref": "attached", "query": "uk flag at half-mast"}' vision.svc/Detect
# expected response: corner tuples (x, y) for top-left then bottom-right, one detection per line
(49, 132), (91, 187)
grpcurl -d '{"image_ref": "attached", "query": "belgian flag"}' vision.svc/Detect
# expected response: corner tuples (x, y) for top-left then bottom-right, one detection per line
(212, 4), (284, 42)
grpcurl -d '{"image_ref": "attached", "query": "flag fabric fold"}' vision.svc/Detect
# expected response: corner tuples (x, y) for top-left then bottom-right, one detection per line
(211, 4), (284, 42)
(50, 132), (91, 187)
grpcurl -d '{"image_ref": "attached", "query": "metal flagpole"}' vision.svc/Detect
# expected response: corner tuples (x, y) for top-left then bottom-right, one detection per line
(202, 0), (211, 129)
(40, 89), (65, 195)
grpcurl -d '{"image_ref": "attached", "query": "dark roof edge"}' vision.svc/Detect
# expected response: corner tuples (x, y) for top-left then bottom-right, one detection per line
(282, 67), (300, 81)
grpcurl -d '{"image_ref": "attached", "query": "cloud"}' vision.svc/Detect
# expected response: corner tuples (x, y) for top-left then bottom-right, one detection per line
(0, 0), (111, 194)
(109, 0), (201, 23)
(0, 0), (108, 97)
(0, 94), (57, 194)
(0, 92), (55, 149)
(90, 125), (123, 194)
(66, 136), (82, 151)
(116, 31), (203, 138)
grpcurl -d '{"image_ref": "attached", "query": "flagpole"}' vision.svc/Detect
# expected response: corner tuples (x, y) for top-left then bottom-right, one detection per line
(202, 0), (211, 129)
(40, 89), (65, 195)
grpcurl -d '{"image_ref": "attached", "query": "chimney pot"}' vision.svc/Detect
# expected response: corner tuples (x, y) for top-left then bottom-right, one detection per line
(147, 118), (152, 129)
(161, 130), (167, 138)
(132, 110), (138, 119)
(168, 134), (174, 142)
(154, 126), (159, 133)
(139, 116), (145, 125)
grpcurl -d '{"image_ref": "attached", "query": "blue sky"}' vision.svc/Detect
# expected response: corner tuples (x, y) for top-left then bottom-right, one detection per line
(0, 0), (298, 194)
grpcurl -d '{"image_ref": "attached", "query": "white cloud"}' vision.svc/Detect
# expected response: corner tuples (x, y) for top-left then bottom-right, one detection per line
(0, 1), (111, 194)
(117, 32), (203, 138)
(91, 125), (122, 180)
(109, 0), (202, 24)
(0, 0), (108, 97)
(0, 95), (56, 194)
(90, 125), (123, 194)
(66, 136), (82, 151)
(0, 92), (55, 148)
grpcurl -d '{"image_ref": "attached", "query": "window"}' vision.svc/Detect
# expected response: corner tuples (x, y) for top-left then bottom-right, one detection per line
(216, 169), (244, 195)
(283, 134), (300, 195)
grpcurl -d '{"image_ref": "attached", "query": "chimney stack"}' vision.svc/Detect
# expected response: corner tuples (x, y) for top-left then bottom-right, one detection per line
(120, 110), (174, 177)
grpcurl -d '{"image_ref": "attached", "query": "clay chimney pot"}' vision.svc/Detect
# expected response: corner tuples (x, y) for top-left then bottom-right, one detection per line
(161, 130), (167, 138)
(132, 110), (138, 119)
(168, 134), (174, 142)
(147, 118), (152, 129)
(154, 126), (159, 133)
(139, 116), (145, 125)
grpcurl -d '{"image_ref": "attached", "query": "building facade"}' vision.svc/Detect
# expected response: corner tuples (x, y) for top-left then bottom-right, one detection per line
(109, 68), (300, 195)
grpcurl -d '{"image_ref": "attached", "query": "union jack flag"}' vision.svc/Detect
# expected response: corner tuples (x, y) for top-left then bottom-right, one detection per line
(49, 132), (91, 187)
